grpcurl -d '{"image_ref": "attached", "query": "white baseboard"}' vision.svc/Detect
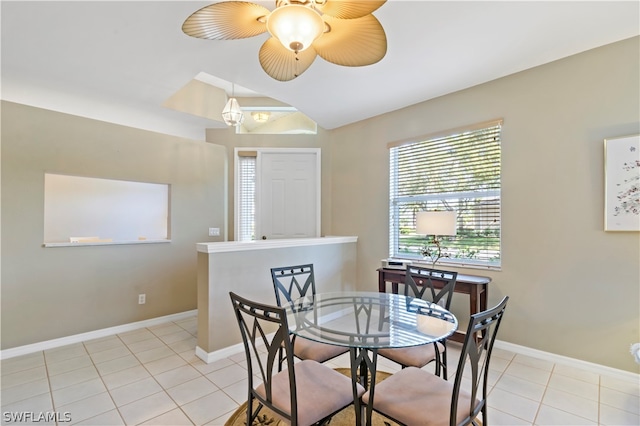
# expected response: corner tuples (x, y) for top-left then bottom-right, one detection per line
(0, 310), (197, 360)
(195, 343), (245, 364)
(494, 340), (640, 382)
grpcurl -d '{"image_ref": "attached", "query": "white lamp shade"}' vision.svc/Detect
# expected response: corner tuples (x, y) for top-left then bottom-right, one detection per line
(416, 211), (457, 236)
(266, 4), (324, 52)
(222, 97), (244, 127)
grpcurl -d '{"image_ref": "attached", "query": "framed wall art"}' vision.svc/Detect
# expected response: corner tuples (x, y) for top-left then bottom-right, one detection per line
(604, 134), (640, 231)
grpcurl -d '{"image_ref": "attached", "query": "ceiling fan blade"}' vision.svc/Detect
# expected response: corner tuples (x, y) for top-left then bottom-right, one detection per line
(313, 14), (387, 67)
(182, 1), (270, 40)
(315, 0), (386, 19)
(259, 37), (317, 81)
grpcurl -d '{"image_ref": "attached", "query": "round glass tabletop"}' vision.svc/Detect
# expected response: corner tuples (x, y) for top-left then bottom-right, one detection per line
(284, 291), (458, 349)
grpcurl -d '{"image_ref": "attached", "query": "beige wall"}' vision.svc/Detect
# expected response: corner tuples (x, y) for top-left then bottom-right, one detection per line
(329, 37), (640, 372)
(2, 37), (638, 373)
(1, 102), (227, 349)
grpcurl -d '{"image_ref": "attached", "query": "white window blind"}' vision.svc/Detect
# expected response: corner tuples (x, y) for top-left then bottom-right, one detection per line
(389, 121), (502, 268)
(237, 152), (256, 241)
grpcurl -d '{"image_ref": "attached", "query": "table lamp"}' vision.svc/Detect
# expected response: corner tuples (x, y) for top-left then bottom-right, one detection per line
(416, 210), (457, 267)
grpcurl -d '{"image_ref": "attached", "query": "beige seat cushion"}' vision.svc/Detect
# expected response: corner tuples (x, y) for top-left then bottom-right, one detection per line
(293, 336), (348, 363)
(378, 341), (443, 368)
(256, 360), (364, 426)
(362, 366), (477, 426)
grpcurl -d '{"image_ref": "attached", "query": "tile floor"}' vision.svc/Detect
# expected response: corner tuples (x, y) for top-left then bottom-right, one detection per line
(1, 314), (639, 425)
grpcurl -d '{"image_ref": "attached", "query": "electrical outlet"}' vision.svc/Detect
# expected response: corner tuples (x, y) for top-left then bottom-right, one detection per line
(138, 294), (146, 304)
(208, 227), (220, 237)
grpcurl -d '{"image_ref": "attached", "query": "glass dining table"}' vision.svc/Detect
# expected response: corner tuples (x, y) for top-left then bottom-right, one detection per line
(284, 291), (458, 425)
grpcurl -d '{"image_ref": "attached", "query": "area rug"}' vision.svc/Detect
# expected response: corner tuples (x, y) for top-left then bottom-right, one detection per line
(225, 368), (399, 426)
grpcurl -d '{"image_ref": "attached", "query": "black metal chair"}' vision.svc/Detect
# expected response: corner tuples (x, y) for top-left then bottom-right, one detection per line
(378, 265), (458, 378)
(363, 296), (509, 426)
(230, 291), (363, 426)
(270, 264), (349, 369)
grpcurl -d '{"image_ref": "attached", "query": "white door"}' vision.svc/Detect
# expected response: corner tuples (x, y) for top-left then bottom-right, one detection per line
(257, 150), (320, 240)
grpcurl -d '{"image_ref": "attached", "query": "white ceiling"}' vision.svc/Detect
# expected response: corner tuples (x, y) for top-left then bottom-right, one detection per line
(2, 1), (638, 141)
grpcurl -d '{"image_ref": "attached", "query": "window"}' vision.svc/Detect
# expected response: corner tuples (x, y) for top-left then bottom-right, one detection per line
(237, 152), (257, 241)
(389, 120), (502, 269)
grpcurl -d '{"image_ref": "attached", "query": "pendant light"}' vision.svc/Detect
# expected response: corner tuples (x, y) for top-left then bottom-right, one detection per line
(222, 83), (244, 127)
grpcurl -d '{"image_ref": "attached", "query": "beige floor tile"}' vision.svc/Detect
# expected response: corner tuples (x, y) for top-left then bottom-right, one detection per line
(48, 366), (99, 391)
(542, 387), (599, 422)
(487, 408), (532, 425)
(504, 362), (551, 386)
(552, 363), (600, 384)
(181, 390), (239, 425)
(494, 372), (546, 402)
(126, 337), (166, 354)
(44, 344), (87, 364)
(165, 376), (219, 406)
(109, 377), (163, 407)
(600, 386), (640, 415)
(60, 392), (116, 425)
(600, 402), (640, 425)
(89, 345), (132, 364)
(118, 329), (157, 345)
(159, 330), (193, 344)
(77, 409), (125, 425)
(487, 387), (540, 422)
(101, 365), (151, 390)
(149, 323), (184, 337)
(95, 354), (141, 376)
(140, 408), (195, 425)
(0, 378), (50, 406)
(1, 366), (48, 389)
(534, 404), (596, 425)
(144, 354), (187, 376)
(153, 364), (201, 389)
(548, 373), (600, 401)
(1, 393), (53, 421)
(134, 345), (175, 364)
(168, 337), (198, 353)
(512, 353), (555, 371)
(118, 391), (177, 425)
(600, 375), (640, 397)
(51, 377), (107, 407)
(191, 357), (235, 375)
(205, 364), (248, 389)
(1, 353), (45, 376)
(84, 336), (126, 354)
(221, 377), (249, 404)
(46, 354), (94, 376)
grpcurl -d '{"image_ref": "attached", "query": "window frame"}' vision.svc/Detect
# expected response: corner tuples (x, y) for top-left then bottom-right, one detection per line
(388, 120), (503, 271)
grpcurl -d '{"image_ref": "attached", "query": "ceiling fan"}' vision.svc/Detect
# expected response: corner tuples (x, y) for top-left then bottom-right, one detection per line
(182, 0), (387, 81)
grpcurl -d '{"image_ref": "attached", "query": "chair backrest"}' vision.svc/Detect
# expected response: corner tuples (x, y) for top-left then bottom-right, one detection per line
(270, 264), (316, 307)
(404, 265), (458, 309)
(229, 291), (299, 423)
(451, 296), (509, 426)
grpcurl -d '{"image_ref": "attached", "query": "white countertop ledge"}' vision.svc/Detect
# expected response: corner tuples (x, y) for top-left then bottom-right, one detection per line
(197, 236), (358, 253)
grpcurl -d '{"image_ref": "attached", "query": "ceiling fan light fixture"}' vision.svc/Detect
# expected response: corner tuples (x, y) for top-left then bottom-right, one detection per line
(222, 97), (244, 127)
(266, 4), (324, 52)
(251, 111), (271, 123)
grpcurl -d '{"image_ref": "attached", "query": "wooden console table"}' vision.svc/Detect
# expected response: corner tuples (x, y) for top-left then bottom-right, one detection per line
(377, 267), (491, 343)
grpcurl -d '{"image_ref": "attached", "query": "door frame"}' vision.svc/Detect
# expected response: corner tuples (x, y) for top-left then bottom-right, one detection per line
(234, 147), (321, 241)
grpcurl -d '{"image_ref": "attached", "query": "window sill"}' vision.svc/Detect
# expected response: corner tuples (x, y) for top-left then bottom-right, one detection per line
(43, 240), (171, 248)
(394, 257), (502, 272)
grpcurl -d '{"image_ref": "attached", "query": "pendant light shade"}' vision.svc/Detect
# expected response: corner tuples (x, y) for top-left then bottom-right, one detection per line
(222, 84), (244, 127)
(266, 4), (324, 53)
